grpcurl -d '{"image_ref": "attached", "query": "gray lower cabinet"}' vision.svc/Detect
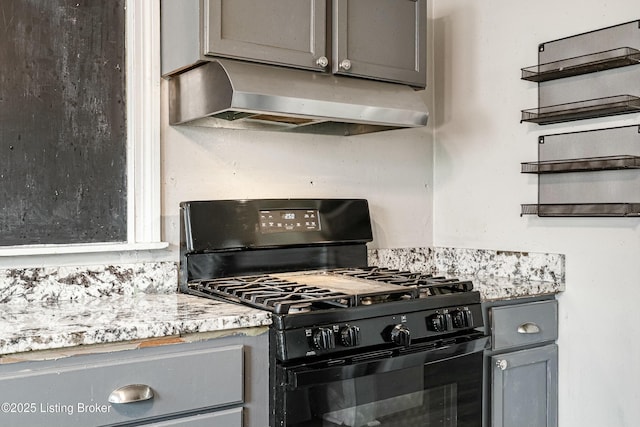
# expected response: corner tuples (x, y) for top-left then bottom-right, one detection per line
(0, 332), (268, 427)
(492, 344), (558, 427)
(484, 297), (558, 427)
(161, 0), (426, 87)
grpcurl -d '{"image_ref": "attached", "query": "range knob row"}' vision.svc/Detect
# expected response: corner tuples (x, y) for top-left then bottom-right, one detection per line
(312, 326), (361, 350)
(428, 308), (474, 332)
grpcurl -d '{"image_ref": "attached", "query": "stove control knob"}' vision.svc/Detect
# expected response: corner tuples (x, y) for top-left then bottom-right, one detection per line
(428, 313), (444, 332)
(340, 325), (361, 347)
(428, 313), (452, 332)
(390, 324), (411, 346)
(443, 312), (453, 331)
(312, 328), (336, 350)
(462, 308), (474, 327)
(452, 308), (474, 328)
(452, 310), (465, 328)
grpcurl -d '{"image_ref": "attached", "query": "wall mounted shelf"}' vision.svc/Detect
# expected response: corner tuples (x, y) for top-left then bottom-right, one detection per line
(521, 125), (640, 217)
(521, 47), (640, 82)
(521, 20), (640, 126)
(521, 203), (640, 217)
(520, 21), (640, 218)
(521, 95), (640, 125)
(521, 155), (640, 174)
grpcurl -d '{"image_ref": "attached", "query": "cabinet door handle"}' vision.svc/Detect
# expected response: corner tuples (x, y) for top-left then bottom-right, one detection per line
(108, 384), (154, 404)
(316, 56), (329, 68)
(517, 322), (541, 334)
(496, 359), (508, 370)
(339, 59), (352, 71)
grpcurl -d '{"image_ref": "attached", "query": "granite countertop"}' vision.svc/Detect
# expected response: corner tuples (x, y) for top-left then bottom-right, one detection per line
(0, 248), (565, 360)
(372, 247), (566, 301)
(0, 293), (271, 359)
(0, 276), (558, 360)
(0, 262), (272, 360)
(466, 275), (564, 301)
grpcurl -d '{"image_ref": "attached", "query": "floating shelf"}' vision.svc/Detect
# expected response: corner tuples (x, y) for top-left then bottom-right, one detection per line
(521, 47), (640, 82)
(521, 95), (640, 125)
(521, 203), (640, 217)
(521, 155), (640, 173)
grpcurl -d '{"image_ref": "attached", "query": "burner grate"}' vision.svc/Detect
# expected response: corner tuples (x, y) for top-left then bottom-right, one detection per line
(187, 267), (475, 315)
(329, 267), (474, 296)
(191, 275), (355, 314)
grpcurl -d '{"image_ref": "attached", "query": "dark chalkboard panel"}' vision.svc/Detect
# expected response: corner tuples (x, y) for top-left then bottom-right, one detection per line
(0, 0), (127, 245)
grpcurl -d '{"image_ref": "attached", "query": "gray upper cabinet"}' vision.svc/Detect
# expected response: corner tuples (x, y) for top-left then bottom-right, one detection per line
(203, 0), (327, 71)
(161, 0), (427, 87)
(332, 0), (427, 87)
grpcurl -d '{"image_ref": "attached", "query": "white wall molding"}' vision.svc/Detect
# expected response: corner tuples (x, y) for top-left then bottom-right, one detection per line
(1, 0), (166, 259)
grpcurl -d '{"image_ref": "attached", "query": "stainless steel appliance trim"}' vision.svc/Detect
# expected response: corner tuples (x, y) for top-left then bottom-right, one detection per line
(167, 59), (428, 135)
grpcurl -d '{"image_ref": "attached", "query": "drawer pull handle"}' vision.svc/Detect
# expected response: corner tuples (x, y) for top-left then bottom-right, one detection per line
(517, 322), (541, 334)
(108, 384), (154, 404)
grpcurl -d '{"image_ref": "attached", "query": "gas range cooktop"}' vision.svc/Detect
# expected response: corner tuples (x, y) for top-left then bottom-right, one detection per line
(179, 199), (484, 362)
(187, 267), (474, 314)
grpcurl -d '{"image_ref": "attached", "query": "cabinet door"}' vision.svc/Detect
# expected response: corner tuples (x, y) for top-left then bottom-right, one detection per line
(332, 0), (426, 87)
(492, 344), (558, 427)
(204, 0), (327, 70)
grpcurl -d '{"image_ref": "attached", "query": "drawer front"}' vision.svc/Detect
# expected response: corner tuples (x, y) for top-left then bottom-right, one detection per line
(0, 345), (243, 427)
(491, 300), (558, 351)
(147, 407), (243, 427)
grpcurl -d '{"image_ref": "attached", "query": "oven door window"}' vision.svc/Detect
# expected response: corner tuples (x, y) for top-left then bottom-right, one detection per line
(281, 351), (483, 427)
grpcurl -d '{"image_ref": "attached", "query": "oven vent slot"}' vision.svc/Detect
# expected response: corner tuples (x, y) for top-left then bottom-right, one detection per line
(397, 341), (438, 354)
(350, 350), (394, 364)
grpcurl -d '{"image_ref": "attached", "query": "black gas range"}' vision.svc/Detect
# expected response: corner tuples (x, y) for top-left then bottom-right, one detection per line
(179, 199), (487, 427)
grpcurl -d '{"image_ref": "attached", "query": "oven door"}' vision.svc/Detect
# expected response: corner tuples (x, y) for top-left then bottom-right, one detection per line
(274, 335), (488, 427)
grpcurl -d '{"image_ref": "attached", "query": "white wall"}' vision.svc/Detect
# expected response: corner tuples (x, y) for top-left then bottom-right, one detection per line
(161, 119), (435, 251)
(431, 2), (640, 426)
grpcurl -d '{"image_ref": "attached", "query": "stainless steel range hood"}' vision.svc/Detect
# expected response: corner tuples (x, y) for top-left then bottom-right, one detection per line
(167, 59), (429, 136)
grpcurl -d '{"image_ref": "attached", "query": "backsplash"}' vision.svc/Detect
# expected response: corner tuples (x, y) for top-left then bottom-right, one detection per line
(0, 262), (177, 304)
(0, 247), (563, 305)
(368, 247), (437, 272)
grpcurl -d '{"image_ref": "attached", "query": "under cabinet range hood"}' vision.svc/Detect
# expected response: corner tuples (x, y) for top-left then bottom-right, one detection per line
(167, 59), (429, 136)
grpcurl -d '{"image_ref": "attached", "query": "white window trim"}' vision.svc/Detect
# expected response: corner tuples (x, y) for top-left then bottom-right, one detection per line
(0, 0), (166, 257)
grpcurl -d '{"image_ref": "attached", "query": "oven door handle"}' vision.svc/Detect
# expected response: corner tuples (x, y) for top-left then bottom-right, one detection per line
(285, 336), (489, 389)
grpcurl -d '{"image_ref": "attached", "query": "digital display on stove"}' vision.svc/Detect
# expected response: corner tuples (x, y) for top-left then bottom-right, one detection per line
(259, 209), (321, 233)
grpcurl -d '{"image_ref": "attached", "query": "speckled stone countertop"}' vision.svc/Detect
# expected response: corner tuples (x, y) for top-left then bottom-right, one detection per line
(0, 262), (271, 359)
(458, 275), (562, 301)
(0, 294), (271, 359)
(369, 247), (565, 301)
(0, 248), (564, 359)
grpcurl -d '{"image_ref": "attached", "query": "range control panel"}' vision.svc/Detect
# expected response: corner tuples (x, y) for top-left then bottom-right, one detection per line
(259, 209), (320, 233)
(274, 303), (484, 361)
